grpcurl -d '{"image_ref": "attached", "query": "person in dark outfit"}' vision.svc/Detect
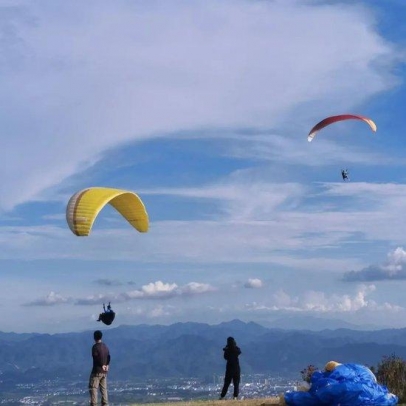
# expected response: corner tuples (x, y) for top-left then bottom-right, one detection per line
(219, 336), (241, 400)
(89, 330), (110, 406)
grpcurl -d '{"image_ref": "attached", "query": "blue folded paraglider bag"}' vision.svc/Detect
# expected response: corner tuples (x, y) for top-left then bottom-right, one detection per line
(284, 363), (398, 406)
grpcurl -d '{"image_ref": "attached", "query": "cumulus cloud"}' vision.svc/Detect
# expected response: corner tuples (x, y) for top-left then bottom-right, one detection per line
(272, 289), (296, 308)
(24, 291), (72, 306)
(244, 278), (263, 289)
(246, 284), (402, 313)
(75, 280), (216, 305)
(343, 247), (406, 282)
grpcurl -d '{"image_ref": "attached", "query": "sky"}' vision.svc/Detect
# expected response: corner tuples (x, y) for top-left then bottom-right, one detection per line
(1, 0), (406, 333)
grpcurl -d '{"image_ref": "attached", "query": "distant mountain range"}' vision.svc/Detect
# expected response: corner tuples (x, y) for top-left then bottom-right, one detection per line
(262, 314), (386, 331)
(1, 319), (406, 384)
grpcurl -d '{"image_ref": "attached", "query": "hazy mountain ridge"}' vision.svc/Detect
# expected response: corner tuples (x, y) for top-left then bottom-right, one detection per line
(1, 319), (406, 384)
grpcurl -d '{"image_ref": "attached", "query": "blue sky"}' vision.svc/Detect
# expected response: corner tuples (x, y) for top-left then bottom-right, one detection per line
(1, 0), (406, 333)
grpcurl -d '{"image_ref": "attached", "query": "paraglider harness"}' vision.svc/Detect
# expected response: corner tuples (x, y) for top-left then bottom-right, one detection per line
(341, 169), (349, 181)
(97, 302), (116, 326)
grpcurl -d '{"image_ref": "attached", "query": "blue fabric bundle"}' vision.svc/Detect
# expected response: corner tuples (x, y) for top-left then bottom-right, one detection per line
(284, 363), (398, 406)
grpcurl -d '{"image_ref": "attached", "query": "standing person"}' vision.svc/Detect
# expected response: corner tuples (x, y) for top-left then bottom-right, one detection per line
(219, 336), (241, 400)
(89, 330), (110, 406)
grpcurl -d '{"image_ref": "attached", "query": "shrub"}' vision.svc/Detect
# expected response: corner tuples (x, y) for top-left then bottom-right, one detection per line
(300, 364), (319, 384)
(375, 354), (406, 403)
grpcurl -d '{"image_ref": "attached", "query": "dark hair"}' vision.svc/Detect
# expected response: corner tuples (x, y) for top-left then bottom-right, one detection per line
(94, 330), (103, 341)
(227, 336), (236, 346)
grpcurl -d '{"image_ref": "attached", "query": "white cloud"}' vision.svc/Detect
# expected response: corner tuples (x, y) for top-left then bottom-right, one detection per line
(24, 291), (72, 306)
(3, 178), (406, 272)
(322, 182), (406, 206)
(75, 293), (109, 306)
(75, 280), (216, 305)
(141, 179), (307, 221)
(132, 281), (178, 298)
(179, 282), (215, 295)
(246, 284), (402, 313)
(225, 133), (392, 168)
(0, 0), (398, 210)
(272, 289), (296, 308)
(0, 205), (398, 269)
(344, 247), (406, 281)
(148, 305), (176, 319)
(387, 247), (406, 268)
(244, 278), (263, 289)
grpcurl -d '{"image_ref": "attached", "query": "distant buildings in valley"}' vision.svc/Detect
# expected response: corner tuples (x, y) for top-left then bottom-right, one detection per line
(1, 374), (298, 405)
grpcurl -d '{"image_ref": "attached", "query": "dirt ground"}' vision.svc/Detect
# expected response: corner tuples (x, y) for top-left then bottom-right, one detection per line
(130, 397), (282, 406)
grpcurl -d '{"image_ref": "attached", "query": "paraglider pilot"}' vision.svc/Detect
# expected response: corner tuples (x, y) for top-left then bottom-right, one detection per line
(341, 169), (349, 181)
(97, 302), (116, 326)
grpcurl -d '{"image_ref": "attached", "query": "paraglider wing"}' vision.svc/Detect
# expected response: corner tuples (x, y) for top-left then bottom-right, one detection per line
(66, 187), (149, 236)
(307, 114), (377, 142)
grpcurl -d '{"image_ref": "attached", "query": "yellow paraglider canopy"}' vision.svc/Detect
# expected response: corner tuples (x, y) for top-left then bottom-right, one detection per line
(66, 187), (149, 236)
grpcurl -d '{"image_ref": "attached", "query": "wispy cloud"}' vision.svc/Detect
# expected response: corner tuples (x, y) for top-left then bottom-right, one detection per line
(94, 278), (122, 286)
(140, 179), (307, 221)
(1, 183), (406, 267)
(322, 182), (406, 204)
(1, 0), (405, 333)
(225, 133), (392, 167)
(0, 0), (398, 211)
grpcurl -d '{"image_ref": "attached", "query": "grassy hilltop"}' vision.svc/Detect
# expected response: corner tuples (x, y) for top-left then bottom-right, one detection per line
(129, 398), (280, 406)
(129, 399), (406, 406)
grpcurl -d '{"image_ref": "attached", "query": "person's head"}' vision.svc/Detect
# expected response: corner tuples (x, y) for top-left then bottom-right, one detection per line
(227, 336), (236, 346)
(94, 330), (103, 342)
(324, 360), (341, 372)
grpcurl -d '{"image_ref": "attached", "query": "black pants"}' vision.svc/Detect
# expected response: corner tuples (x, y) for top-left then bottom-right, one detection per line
(221, 369), (240, 398)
